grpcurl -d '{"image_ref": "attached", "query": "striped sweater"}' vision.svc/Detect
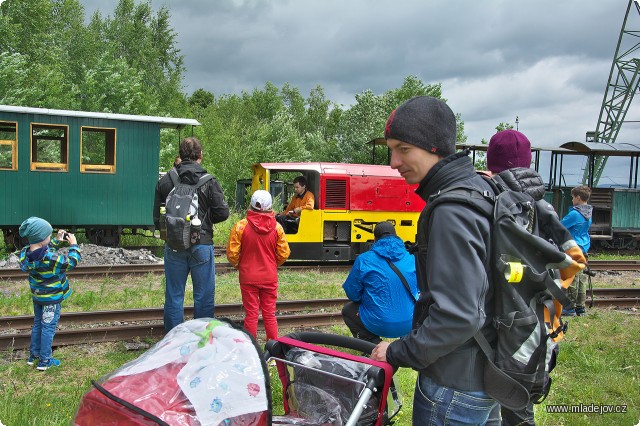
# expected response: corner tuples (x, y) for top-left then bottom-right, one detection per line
(18, 238), (81, 305)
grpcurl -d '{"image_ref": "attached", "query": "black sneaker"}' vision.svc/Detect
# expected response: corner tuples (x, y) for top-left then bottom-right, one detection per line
(575, 306), (586, 316)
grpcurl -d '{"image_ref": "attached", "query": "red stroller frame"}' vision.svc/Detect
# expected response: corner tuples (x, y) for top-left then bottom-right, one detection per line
(265, 332), (400, 426)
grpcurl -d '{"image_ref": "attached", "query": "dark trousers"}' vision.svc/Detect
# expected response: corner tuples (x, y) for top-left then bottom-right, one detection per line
(341, 301), (382, 345)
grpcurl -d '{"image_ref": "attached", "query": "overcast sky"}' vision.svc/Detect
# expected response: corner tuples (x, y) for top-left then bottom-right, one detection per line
(81, 0), (640, 185)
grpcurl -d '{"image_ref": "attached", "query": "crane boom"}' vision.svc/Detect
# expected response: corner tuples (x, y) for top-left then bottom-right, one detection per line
(586, 0), (640, 186)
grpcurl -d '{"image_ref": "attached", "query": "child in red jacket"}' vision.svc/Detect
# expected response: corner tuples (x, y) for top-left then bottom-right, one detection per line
(227, 190), (290, 341)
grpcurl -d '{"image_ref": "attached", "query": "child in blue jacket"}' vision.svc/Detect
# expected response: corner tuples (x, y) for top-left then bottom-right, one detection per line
(561, 186), (593, 316)
(18, 217), (81, 370)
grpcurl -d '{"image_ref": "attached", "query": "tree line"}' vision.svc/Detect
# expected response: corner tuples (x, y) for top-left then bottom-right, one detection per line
(0, 0), (479, 206)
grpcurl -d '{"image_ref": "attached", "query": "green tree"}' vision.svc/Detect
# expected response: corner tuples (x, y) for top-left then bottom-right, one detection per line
(0, 0), (83, 108)
(0, 52), (74, 108)
(185, 76), (469, 204)
(101, 0), (186, 115)
(335, 76), (464, 165)
(77, 54), (158, 114)
(189, 89), (215, 111)
(0, 0), (187, 116)
(496, 122), (514, 132)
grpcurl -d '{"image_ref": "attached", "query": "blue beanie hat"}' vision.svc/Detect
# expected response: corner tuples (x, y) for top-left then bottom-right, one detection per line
(19, 217), (53, 244)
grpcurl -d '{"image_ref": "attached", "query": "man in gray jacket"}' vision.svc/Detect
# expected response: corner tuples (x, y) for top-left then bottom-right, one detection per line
(371, 96), (498, 425)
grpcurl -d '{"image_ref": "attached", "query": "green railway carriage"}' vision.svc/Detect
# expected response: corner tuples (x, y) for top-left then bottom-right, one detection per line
(462, 141), (640, 249)
(0, 105), (199, 248)
(545, 141), (640, 250)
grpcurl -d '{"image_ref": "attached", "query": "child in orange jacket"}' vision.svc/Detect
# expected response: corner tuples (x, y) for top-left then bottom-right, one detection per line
(227, 190), (290, 341)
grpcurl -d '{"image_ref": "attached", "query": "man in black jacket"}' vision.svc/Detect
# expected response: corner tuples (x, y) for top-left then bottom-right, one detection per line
(153, 137), (229, 332)
(371, 97), (499, 425)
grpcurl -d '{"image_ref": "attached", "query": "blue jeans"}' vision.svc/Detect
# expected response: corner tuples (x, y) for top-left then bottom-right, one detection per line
(413, 374), (498, 426)
(30, 302), (61, 363)
(164, 244), (215, 332)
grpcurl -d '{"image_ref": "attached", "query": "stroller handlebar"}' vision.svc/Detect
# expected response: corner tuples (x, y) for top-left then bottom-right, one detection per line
(283, 331), (377, 354)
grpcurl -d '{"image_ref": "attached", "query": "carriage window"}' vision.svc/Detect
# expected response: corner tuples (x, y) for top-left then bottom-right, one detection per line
(0, 121), (17, 171)
(31, 124), (68, 171)
(81, 127), (116, 173)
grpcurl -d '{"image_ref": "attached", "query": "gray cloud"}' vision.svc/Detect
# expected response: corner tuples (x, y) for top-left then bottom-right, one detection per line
(81, 0), (635, 152)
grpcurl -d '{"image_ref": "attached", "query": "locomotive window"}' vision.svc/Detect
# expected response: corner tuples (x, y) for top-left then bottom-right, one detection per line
(80, 127), (116, 173)
(0, 121), (17, 171)
(31, 124), (68, 172)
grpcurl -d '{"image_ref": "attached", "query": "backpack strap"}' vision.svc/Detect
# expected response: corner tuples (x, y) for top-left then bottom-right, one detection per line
(425, 186), (495, 220)
(384, 258), (417, 303)
(167, 168), (214, 189)
(474, 331), (530, 410)
(194, 173), (214, 189)
(168, 167), (180, 187)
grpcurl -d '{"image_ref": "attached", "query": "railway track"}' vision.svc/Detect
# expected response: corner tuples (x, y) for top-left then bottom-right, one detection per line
(0, 259), (637, 281)
(584, 259), (640, 271)
(0, 298), (348, 351)
(0, 262), (352, 280)
(1, 289), (638, 351)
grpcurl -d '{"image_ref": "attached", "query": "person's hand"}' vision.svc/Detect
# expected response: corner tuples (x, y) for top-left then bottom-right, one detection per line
(56, 229), (66, 241)
(371, 341), (390, 362)
(66, 232), (78, 245)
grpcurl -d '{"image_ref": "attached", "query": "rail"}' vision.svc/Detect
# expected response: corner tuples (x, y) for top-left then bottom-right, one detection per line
(0, 262), (352, 280)
(1, 289), (638, 351)
(0, 298), (348, 351)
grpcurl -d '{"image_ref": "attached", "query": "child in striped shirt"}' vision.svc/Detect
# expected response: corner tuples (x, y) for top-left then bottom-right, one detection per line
(18, 217), (81, 371)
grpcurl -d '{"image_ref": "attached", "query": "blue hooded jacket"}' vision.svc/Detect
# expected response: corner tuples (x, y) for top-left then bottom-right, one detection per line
(561, 204), (593, 253)
(342, 235), (418, 338)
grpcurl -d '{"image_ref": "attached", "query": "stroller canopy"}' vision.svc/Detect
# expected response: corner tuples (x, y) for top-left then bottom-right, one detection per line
(74, 318), (270, 426)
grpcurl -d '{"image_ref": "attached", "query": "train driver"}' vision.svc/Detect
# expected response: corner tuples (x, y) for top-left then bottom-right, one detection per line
(276, 176), (314, 234)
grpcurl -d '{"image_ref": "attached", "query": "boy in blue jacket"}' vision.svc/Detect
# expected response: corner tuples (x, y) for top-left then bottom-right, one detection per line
(18, 217), (81, 370)
(561, 186), (593, 316)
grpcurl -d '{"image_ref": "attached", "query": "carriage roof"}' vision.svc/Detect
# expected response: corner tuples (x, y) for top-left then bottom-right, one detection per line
(0, 105), (200, 129)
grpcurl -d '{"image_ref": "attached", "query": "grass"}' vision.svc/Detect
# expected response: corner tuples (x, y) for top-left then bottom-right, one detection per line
(1, 269), (640, 425)
(589, 252), (640, 261)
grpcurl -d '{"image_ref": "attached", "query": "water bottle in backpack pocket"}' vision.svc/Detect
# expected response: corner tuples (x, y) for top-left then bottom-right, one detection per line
(190, 216), (201, 245)
(164, 169), (213, 251)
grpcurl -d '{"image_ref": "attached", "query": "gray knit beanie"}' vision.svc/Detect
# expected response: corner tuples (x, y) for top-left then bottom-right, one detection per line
(384, 96), (457, 157)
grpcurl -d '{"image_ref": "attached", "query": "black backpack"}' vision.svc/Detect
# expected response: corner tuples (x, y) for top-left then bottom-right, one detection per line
(164, 168), (213, 251)
(423, 179), (576, 410)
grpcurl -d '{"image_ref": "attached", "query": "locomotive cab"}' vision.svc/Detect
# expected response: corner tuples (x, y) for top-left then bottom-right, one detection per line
(249, 162), (425, 262)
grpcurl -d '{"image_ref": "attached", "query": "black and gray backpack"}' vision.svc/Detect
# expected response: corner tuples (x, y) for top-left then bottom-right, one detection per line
(164, 168), (213, 251)
(422, 179), (577, 410)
